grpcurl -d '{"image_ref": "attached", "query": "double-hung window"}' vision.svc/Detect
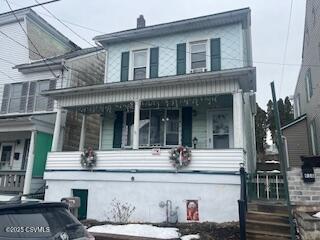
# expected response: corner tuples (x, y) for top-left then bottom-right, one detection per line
(190, 41), (207, 70)
(305, 69), (313, 101)
(35, 80), (50, 111)
(310, 121), (318, 155)
(133, 50), (147, 80)
(8, 84), (23, 113)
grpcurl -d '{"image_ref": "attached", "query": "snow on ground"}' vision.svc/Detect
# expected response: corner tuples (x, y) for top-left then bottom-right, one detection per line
(89, 224), (180, 239)
(180, 234), (200, 240)
(0, 195), (15, 201)
(313, 212), (320, 218)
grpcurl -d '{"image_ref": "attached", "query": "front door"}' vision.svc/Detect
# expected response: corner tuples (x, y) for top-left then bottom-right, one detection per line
(207, 110), (233, 149)
(72, 189), (88, 220)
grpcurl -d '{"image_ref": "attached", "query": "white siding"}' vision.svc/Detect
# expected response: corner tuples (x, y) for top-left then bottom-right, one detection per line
(46, 149), (244, 172)
(106, 23), (245, 82)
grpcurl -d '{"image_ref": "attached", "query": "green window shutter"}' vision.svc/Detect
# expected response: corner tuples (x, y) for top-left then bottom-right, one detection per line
(182, 107), (192, 147)
(0, 84), (10, 114)
(32, 132), (53, 177)
(211, 38), (221, 71)
(120, 52), (129, 82)
(113, 111), (123, 148)
(150, 47), (159, 78)
(177, 43), (186, 75)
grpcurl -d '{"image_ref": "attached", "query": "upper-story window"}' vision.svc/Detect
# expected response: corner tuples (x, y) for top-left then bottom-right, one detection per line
(8, 84), (23, 113)
(294, 94), (301, 118)
(133, 50), (147, 80)
(310, 120), (318, 155)
(305, 68), (313, 101)
(190, 41), (207, 71)
(0, 79), (56, 114)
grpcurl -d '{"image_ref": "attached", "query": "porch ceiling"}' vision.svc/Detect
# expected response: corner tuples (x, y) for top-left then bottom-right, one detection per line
(43, 67), (255, 108)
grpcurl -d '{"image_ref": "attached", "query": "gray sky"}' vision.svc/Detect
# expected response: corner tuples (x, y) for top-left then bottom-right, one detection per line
(1, 0), (306, 109)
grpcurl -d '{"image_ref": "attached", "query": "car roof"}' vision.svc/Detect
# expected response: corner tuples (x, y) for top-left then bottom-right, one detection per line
(0, 201), (68, 211)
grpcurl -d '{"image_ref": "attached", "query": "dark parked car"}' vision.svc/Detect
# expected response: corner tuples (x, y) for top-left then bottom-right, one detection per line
(0, 200), (94, 240)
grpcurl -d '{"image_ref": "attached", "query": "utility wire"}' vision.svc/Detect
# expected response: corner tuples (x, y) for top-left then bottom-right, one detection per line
(34, 0), (96, 47)
(279, 0), (294, 95)
(4, 0), (58, 79)
(0, 69), (16, 81)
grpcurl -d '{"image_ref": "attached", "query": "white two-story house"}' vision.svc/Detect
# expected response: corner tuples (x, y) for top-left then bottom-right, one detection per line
(0, 8), (106, 200)
(43, 8), (256, 222)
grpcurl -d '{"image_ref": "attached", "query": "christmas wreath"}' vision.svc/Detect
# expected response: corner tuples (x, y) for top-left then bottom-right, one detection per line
(169, 146), (192, 169)
(81, 147), (97, 168)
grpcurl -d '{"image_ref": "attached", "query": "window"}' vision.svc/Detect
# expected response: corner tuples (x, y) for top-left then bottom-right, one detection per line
(305, 69), (313, 101)
(294, 94), (301, 118)
(190, 41), (207, 70)
(0, 144), (13, 163)
(310, 121), (318, 155)
(1, 80), (55, 114)
(133, 50), (147, 80)
(35, 80), (50, 111)
(211, 112), (232, 149)
(8, 84), (23, 113)
(126, 109), (180, 147)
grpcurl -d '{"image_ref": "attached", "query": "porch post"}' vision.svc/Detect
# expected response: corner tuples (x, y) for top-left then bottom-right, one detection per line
(51, 106), (62, 151)
(23, 130), (36, 195)
(79, 114), (87, 151)
(133, 99), (140, 150)
(233, 90), (244, 149)
(99, 115), (103, 150)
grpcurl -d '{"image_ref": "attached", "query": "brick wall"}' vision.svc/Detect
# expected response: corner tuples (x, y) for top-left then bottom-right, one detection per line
(288, 167), (320, 204)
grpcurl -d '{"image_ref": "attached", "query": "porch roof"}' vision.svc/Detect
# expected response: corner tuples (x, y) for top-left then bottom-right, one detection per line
(43, 67), (255, 108)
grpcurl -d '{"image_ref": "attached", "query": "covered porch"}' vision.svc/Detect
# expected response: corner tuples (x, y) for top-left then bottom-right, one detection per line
(46, 68), (256, 173)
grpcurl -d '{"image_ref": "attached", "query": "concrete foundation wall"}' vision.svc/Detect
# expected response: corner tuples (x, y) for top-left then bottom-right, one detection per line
(44, 171), (240, 223)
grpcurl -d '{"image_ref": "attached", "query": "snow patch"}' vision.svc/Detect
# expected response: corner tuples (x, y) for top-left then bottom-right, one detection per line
(88, 224), (180, 239)
(313, 212), (320, 218)
(181, 234), (200, 240)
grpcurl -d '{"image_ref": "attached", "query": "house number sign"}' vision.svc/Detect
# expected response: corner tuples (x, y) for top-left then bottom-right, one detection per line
(301, 164), (315, 183)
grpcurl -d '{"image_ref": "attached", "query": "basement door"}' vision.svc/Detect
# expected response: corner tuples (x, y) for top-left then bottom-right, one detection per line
(72, 189), (88, 220)
(207, 110), (233, 149)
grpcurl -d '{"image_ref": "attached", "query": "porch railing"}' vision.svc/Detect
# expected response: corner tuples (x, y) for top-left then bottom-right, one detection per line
(0, 171), (25, 193)
(247, 172), (285, 201)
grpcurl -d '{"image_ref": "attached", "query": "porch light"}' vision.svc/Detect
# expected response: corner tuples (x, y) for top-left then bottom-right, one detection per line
(192, 137), (198, 149)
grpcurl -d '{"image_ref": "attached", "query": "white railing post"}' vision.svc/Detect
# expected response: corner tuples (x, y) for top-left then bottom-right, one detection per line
(266, 174), (270, 200)
(51, 106), (62, 151)
(23, 130), (36, 195)
(133, 99), (140, 150)
(99, 115), (103, 150)
(256, 174), (260, 199)
(79, 114), (87, 151)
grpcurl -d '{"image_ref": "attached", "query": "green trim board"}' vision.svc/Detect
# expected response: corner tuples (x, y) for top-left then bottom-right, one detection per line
(32, 131), (53, 177)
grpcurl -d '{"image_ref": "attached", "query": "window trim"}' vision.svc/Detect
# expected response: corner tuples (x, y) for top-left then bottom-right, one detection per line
(188, 40), (209, 72)
(130, 49), (149, 80)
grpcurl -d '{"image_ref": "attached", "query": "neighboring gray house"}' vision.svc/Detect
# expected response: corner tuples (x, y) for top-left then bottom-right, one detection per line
(283, 0), (320, 167)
